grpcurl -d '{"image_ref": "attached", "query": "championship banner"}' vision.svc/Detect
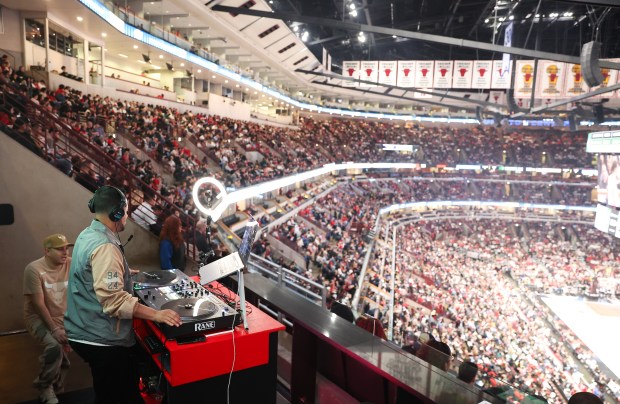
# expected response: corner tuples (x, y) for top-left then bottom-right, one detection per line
(342, 61), (360, 87)
(397, 60), (416, 88)
(472, 61), (492, 89)
(378, 61), (397, 86)
(536, 60), (566, 99)
(360, 60), (379, 87)
(563, 63), (589, 97)
(433, 61), (453, 88)
(415, 61), (434, 88)
(491, 60), (512, 89)
(514, 60), (536, 98)
(591, 59), (620, 98)
(513, 97), (531, 110)
(453, 61), (473, 89)
(489, 90), (506, 106)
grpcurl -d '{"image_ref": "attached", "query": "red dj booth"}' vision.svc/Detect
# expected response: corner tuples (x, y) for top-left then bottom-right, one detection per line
(133, 280), (284, 404)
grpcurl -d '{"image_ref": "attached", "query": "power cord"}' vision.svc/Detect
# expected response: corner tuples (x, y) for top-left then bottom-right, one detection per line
(226, 276), (242, 404)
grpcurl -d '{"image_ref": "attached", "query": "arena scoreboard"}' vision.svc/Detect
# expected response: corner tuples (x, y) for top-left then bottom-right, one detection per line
(588, 130), (620, 238)
(586, 130), (620, 154)
(594, 204), (620, 238)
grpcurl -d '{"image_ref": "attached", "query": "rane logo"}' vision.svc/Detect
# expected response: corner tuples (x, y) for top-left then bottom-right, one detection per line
(195, 321), (216, 331)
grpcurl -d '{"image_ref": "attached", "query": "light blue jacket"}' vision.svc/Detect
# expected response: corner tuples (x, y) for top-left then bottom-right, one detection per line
(65, 220), (136, 346)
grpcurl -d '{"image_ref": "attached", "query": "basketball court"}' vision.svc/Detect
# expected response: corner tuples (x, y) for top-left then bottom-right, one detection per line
(542, 296), (620, 379)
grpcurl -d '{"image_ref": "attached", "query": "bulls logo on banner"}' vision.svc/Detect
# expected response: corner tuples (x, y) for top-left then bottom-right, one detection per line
(537, 60), (566, 98)
(591, 59), (620, 99)
(433, 61), (453, 89)
(341, 61), (360, 87)
(379, 61), (397, 86)
(514, 60), (535, 98)
(360, 61), (379, 87)
(564, 64), (589, 97)
(472, 61), (492, 89)
(415, 61), (434, 88)
(491, 60), (512, 89)
(397, 61), (416, 88)
(489, 90), (506, 105)
(453, 61), (473, 89)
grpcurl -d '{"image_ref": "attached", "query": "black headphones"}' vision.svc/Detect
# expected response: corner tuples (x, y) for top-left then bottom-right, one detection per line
(88, 186), (127, 222)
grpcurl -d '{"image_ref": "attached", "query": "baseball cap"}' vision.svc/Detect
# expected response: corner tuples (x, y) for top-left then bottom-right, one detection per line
(43, 234), (73, 249)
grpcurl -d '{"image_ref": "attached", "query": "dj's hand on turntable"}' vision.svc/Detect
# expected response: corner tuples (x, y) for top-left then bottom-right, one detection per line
(133, 303), (183, 327)
(154, 309), (182, 327)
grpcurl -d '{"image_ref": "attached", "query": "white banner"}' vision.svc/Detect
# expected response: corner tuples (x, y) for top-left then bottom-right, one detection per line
(514, 60), (536, 98)
(563, 63), (589, 97)
(592, 59), (620, 99)
(342, 61), (360, 87)
(491, 60), (512, 89)
(453, 61), (473, 89)
(513, 97), (531, 109)
(360, 60), (379, 87)
(489, 90), (506, 106)
(378, 60), (398, 86)
(415, 61), (434, 88)
(397, 60), (416, 88)
(472, 61), (492, 89)
(433, 61), (453, 88)
(536, 61), (566, 99)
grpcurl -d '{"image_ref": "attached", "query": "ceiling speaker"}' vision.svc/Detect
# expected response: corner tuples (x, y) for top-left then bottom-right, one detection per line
(581, 41), (604, 87)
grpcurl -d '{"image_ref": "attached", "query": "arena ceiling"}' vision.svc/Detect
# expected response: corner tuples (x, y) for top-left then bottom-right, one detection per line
(269, 0), (620, 63)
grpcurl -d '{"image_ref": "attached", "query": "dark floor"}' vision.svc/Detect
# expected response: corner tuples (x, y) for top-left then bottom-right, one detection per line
(3, 331), (294, 404)
(0, 333), (92, 403)
(17, 388), (94, 404)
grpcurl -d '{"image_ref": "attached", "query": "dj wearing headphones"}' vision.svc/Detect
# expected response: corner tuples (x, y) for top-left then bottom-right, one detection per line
(65, 186), (181, 403)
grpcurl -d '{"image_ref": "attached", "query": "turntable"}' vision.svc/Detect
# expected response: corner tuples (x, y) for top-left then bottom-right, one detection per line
(161, 298), (218, 321)
(132, 269), (178, 289)
(133, 269), (241, 339)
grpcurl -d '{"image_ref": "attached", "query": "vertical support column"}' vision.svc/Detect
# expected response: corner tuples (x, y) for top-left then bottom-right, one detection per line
(83, 40), (89, 86)
(388, 226), (396, 340)
(19, 14), (26, 67)
(44, 18), (50, 72)
(101, 42), (106, 88)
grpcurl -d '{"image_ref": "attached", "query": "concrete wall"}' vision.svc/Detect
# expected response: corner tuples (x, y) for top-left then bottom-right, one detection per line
(208, 93), (251, 121)
(48, 73), (200, 113)
(0, 8), (23, 52)
(0, 133), (160, 332)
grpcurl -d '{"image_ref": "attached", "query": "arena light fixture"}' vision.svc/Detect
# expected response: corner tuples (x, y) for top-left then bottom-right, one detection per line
(192, 162), (426, 221)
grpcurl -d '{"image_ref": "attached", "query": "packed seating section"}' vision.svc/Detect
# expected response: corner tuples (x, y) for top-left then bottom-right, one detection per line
(2, 61), (617, 403)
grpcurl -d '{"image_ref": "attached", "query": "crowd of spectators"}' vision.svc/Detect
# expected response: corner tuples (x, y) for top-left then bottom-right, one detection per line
(1, 61), (598, 229)
(3, 61), (617, 403)
(362, 218), (618, 403)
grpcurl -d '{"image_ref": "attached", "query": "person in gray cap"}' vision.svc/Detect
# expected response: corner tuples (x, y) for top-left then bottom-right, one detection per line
(23, 233), (73, 404)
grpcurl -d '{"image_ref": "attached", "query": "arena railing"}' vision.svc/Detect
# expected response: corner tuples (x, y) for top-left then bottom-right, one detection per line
(247, 253), (327, 308)
(0, 88), (201, 262)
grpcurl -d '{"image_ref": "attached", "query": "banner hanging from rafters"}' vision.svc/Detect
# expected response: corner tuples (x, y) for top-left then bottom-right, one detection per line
(397, 61), (416, 88)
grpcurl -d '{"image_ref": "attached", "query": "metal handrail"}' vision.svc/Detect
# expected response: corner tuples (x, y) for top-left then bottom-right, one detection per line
(248, 253), (327, 307)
